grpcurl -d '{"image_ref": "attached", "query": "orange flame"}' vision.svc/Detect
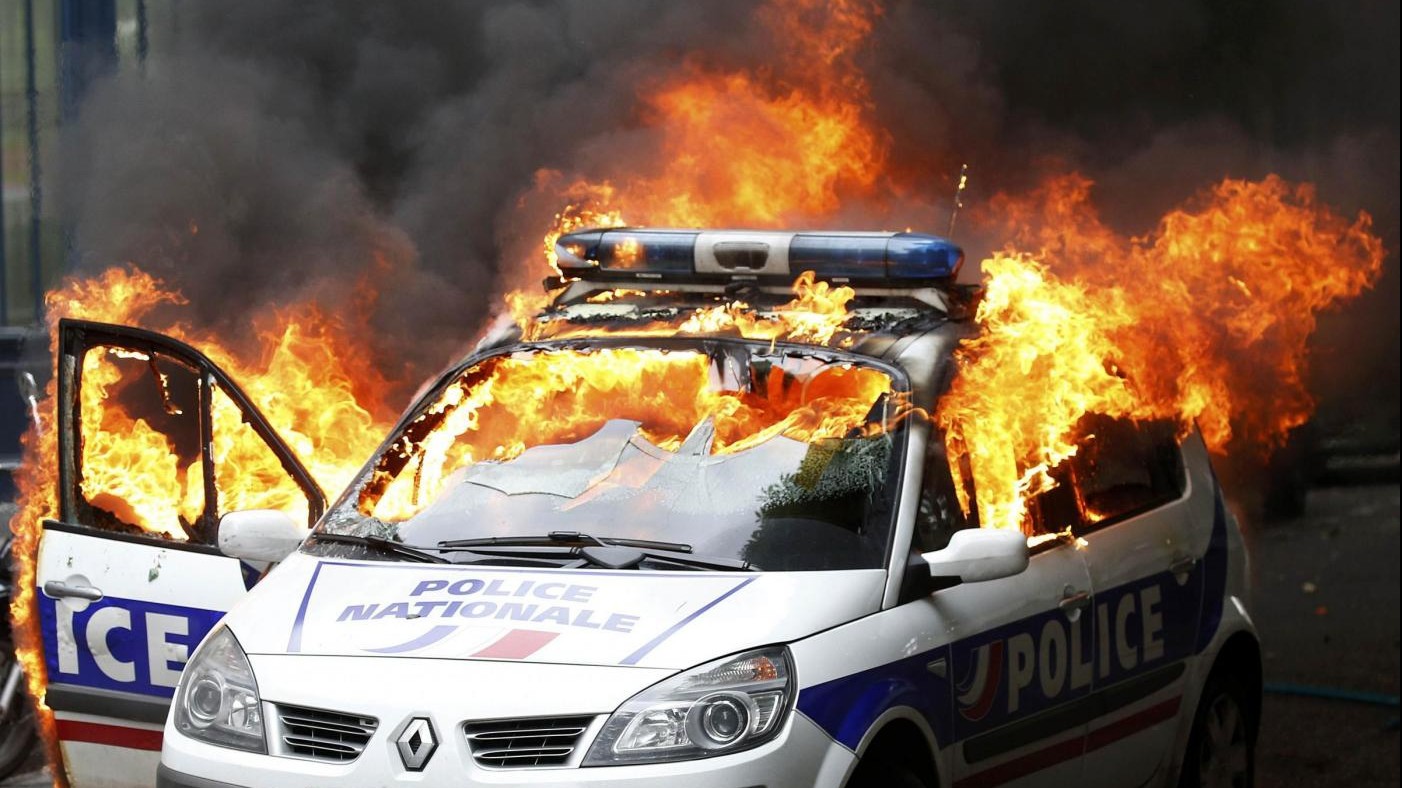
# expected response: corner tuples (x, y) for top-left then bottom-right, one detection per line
(627, 0), (883, 227)
(522, 270), (858, 346)
(510, 0), (1388, 541)
(514, 0), (884, 281)
(539, 177), (627, 278)
(620, 63), (882, 228)
(507, 0), (887, 352)
(938, 175), (1386, 532)
(8, 267), (191, 781)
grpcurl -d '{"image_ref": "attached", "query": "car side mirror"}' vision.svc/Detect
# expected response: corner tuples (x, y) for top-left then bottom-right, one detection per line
(217, 510), (306, 563)
(921, 528), (1029, 583)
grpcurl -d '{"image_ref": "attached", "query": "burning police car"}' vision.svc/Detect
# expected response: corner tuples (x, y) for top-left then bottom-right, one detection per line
(33, 229), (1259, 787)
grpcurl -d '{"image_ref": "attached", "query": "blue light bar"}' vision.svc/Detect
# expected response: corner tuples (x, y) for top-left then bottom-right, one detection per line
(555, 228), (963, 286)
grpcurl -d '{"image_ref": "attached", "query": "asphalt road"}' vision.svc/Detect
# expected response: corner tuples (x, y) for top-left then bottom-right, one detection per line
(1249, 481), (1401, 787)
(4, 482), (1398, 787)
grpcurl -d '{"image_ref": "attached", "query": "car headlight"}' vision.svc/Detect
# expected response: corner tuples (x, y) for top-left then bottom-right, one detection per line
(583, 646), (793, 765)
(172, 627), (265, 753)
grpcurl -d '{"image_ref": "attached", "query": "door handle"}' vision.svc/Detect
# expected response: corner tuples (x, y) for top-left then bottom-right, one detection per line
(1171, 556), (1198, 576)
(1059, 586), (1091, 611)
(43, 581), (104, 602)
(926, 658), (948, 679)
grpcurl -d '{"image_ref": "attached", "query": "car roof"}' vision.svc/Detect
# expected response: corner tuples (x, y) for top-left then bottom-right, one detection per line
(472, 283), (971, 413)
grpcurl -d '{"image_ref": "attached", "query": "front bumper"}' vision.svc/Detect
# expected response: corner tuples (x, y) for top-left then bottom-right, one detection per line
(160, 710), (851, 787)
(157, 765), (243, 788)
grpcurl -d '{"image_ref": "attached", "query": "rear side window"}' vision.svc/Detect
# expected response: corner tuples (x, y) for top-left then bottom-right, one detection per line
(1027, 416), (1186, 536)
(1072, 417), (1185, 526)
(912, 417), (1183, 548)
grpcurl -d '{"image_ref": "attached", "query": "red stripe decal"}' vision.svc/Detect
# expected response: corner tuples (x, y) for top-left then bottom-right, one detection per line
(1085, 696), (1181, 753)
(472, 629), (558, 659)
(955, 734), (1085, 788)
(57, 719), (164, 751)
(964, 641), (1005, 722)
(955, 695), (1182, 788)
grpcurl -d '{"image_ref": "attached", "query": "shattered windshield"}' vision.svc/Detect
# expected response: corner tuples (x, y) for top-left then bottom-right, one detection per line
(315, 342), (907, 571)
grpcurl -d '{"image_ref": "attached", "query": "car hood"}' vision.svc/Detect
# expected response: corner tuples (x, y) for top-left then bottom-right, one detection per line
(244, 653), (674, 722)
(227, 552), (885, 670)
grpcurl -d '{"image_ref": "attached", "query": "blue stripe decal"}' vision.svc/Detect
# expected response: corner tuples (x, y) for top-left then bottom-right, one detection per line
(619, 576), (757, 665)
(801, 560), (1211, 749)
(798, 644), (953, 751)
(286, 560), (326, 653)
(39, 593), (225, 699)
(238, 561), (262, 591)
(801, 483), (1235, 751)
(364, 624), (460, 654)
(1195, 485), (1230, 653)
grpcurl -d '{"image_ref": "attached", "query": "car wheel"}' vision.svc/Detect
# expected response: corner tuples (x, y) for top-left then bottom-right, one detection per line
(1179, 673), (1255, 788)
(848, 758), (929, 788)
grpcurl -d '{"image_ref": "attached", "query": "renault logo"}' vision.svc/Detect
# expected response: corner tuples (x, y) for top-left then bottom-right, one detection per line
(395, 717), (438, 772)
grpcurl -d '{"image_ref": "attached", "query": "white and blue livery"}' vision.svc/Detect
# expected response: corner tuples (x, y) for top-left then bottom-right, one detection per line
(32, 229), (1260, 788)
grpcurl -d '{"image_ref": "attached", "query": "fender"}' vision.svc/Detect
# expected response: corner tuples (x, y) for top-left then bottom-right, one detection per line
(797, 643), (954, 753)
(1166, 478), (1260, 782)
(1167, 598), (1258, 782)
(847, 706), (949, 788)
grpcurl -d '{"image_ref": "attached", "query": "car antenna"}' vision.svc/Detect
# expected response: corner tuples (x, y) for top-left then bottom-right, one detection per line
(947, 163), (969, 238)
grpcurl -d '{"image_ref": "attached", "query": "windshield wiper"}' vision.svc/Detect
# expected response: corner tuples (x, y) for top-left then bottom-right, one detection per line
(309, 532), (450, 564)
(438, 531), (693, 553)
(437, 531), (750, 572)
(630, 549), (750, 572)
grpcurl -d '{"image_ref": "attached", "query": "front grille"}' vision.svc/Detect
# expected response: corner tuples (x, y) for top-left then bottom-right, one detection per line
(273, 703), (378, 762)
(464, 715), (596, 768)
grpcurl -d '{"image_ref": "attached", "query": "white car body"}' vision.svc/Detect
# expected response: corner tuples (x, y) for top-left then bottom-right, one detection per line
(32, 232), (1261, 788)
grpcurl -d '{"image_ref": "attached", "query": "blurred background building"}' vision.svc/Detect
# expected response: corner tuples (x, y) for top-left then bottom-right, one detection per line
(1, 1), (179, 501)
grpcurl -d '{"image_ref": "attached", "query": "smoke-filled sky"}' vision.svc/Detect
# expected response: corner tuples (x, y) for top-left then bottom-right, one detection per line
(53, 0), (1398, 419)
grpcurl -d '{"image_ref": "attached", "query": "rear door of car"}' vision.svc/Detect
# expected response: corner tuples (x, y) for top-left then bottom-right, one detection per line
(35, 318), (323, 787)
(1059, 417), (1207, 787)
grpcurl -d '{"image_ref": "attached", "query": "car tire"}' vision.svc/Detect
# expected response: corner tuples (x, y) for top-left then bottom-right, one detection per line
(848, 757), (930, 788)
(1178, 672), (1256, 788)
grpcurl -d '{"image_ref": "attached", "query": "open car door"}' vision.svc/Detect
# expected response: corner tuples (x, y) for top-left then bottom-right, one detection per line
(36, 319), (324, 787)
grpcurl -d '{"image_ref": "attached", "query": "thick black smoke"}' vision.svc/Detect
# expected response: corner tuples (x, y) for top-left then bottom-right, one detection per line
(53, 0), (1398, 420)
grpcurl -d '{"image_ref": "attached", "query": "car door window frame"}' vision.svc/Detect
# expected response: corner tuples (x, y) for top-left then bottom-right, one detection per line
(57, 318), (325, 544)
(911, 427), (979, 554)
